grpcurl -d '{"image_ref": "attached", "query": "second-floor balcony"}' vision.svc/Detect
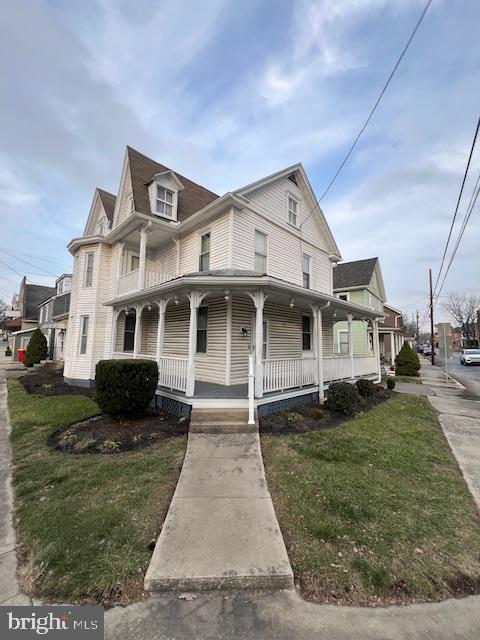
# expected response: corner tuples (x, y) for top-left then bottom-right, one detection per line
(117, 268), (177, 296)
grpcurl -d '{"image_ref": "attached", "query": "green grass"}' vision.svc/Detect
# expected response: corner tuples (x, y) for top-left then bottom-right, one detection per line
(8, 381), (186, 605)
(262, 395), (480, 605)
(391, 375), (422, 384)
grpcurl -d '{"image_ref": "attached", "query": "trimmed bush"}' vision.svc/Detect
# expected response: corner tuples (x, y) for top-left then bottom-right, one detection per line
(395, 343), (420, 377)
(25, 328), (48, 367)
(327, 381), (359, 415)
(386, 377), (396, 390)
(356, 378), (374, 397)
(95, 359), (158, 418)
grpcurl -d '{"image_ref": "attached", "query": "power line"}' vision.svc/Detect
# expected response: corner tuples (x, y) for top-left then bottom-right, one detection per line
(0, 248), (57, 277)
(299, 0), (433, 233)
(0, 258), (24, 277)
(432, 116), (480, 298)
(434, 173), (480, 303)
(0, 246), (72, 270)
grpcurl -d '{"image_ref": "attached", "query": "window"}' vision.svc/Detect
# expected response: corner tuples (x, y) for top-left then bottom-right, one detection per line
(199, 233), (210, 271)
(196, 306), (208, 353)
(130, 254), (140, 272)
(302, 253), (310, 288)
(338, 293), (348, 301)
(156, 186), (174, 217)
(302, 315), (312, 351)
(123, 314), (136, 352)
(339, 331), (349, 355)
(288, 196), (298, 226)
(57, 280), (63, 294)
(84, 252), (94, 287)
(254, 230), (267, 272)
(79, 316), (89, 354)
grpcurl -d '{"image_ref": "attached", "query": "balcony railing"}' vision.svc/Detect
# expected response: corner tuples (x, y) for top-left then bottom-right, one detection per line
(117, 269), (177, 296)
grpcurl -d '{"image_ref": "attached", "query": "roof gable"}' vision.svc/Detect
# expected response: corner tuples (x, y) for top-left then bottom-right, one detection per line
(235, 163), (341, 259)
(333, 258), (378, 290)
(84, 188), (116, 236)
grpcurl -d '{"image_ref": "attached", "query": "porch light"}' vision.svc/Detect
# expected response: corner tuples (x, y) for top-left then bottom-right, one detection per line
(241, 327), (249, 336)
(147, 303), (152, 311)
(174, 296), (179, 306)
(289, 299), (295, 308)
(224, 290), (230, 302)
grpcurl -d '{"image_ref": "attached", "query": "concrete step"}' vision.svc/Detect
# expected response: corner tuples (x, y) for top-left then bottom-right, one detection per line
(189, 408), (255, 434)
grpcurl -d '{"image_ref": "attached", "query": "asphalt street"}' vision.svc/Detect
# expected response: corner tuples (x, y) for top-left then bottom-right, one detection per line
(431, 351), (480, 397)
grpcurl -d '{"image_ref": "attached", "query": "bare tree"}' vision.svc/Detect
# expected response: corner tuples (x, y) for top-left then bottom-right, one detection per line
(442, 293), (480, 345)
(0, 299), (7, 330)
(402, 315), (417, 337)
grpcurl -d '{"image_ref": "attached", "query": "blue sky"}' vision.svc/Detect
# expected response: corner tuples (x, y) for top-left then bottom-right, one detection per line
(1, 0), (479, 327)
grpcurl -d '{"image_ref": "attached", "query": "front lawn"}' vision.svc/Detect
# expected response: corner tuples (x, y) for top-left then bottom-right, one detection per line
(8, 381), (186, 605)
(262, 395), (480, 605)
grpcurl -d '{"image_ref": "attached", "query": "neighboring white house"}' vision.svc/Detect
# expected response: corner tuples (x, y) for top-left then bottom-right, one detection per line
(37, 274), (72, 361)
(63, 146), (383, 417)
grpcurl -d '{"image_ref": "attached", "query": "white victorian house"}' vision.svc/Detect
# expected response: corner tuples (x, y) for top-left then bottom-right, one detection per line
(63, 147), (383, 420)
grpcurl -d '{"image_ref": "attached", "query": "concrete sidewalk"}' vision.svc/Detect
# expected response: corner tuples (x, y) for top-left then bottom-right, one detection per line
(144, 432), (293, 591)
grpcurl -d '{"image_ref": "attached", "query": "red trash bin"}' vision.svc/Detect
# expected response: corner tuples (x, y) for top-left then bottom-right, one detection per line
(17, 348), (26, 364)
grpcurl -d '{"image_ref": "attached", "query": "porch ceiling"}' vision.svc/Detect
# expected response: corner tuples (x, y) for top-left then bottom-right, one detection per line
(107, 273), (382, 321)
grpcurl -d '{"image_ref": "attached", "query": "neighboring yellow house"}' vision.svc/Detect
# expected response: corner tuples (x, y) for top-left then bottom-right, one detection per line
(332, 258), (386, 356)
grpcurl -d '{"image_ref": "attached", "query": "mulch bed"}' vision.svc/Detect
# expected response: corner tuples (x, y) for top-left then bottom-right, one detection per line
(260, 385), (395, 434)
(19, 365), (95, 398)
(49, 409), (189, 454)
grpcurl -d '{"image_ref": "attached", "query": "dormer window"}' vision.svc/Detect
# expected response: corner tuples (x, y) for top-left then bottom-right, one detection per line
(156, 186), (174, 217)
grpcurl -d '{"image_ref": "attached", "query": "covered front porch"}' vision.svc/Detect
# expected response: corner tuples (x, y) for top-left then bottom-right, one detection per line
(107, 273), (382, 414)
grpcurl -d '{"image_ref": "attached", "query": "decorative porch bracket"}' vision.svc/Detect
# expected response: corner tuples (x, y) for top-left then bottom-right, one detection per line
(186, 290), (207, 397)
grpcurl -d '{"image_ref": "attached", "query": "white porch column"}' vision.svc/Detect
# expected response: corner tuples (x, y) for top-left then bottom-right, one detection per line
(186, 291), (205, 397)
(316, 307), (325, 403)
(347, 313), (354, 379)
(110, 308), (120, 357)
(115, 242), (125, 296)
(390, 331), (395, 366)
(249, 290), (266, 398)
(373, 319), (381, 381)
(133, 304), (142, 357)
(155, 299), (168, 362)
(139, 226), (148, 290)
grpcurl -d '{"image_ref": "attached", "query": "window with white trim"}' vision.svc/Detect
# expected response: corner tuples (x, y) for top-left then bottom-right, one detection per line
(84, 252), (94, 287)
(79, 316), (89, 354)
(156, 186), (174, 217)
(288, 196), (298, 226)
(302, 315), (312, 351)
(254, 230), (267, 272)
(339, 330), (349, 355)
(302, 253), (311, 288)
(199, 233), (210, 271)
(129, 254), (140, 272)
(196, 306), (208, 353)
(123, 314), (135, 352)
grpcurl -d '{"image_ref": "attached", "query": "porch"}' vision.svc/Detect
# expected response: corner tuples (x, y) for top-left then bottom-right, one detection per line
(108, 279), (381, 413)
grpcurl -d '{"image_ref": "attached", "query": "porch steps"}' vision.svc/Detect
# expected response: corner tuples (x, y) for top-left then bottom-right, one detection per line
(189, 408), (256, 434)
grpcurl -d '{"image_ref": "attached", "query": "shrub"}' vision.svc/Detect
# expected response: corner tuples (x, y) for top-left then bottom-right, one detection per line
(309, 407), (324, 420)
(356, 378), (374, 397)
(95, 359), (158, 418)
(395, 343), (420, 377)
(25, 328), (48, 367)
(327, 381), (359, 415)
(386, 377), (396, 390)
(287, 412), (303, 423)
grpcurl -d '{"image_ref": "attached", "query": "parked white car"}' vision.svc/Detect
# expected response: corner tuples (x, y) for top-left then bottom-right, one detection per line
(460, 349), (480, 366)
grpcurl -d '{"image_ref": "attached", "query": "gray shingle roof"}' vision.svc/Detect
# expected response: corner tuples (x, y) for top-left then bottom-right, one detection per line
(127, 146), (219, 222)
(24, 285), (56, 321)
(333, 258), (378, 290)
(97, 189), (116, 224)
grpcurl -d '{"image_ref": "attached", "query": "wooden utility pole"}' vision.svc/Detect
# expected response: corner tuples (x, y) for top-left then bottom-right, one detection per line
(429, 268), (435, 366)
(416, 309), (419, 346)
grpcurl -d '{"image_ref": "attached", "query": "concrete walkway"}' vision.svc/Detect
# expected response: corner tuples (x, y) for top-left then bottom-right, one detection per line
(0, 356), (31, 605)
(144, 432), (293, 591)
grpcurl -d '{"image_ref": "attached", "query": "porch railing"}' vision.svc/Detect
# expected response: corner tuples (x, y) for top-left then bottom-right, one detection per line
(158, 355), (188, 393)
(323, 356), (351, 382)
(263, 357), (316, 393)
(352, 355), (377, 378)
